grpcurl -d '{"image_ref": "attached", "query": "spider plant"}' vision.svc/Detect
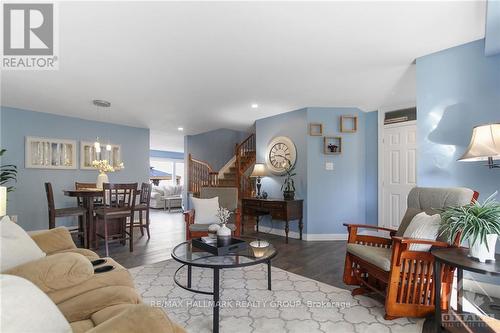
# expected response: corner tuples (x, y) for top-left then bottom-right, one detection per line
(0, 149), (17, 192)
(440, 192), (500, 250)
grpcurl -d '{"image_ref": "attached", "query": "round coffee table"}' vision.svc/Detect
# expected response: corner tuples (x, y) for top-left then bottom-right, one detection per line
(171, 240), (277, 333)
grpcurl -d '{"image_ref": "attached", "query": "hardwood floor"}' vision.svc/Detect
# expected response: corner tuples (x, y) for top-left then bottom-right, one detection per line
(95, 209), (499, 331)
(96, 210), (350, 289)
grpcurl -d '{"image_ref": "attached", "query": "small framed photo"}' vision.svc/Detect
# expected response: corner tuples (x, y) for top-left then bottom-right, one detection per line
(340, 115), (358, 133)
(309, 123), (323, 136)
(324, 136), (342, 154)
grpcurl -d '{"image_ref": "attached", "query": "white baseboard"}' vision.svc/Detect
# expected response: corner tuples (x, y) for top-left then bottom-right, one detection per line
(254, 227), (348, 241)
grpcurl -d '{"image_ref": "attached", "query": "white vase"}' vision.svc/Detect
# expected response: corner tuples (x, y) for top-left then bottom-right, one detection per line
(96, 172), (109, 189)
(217, 223), (232, 246)
(469, 234), (497, 263)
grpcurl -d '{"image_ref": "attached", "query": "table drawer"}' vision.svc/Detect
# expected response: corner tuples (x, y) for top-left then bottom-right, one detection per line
(243, 200), (262, 209)
(262, 201), (285, 210)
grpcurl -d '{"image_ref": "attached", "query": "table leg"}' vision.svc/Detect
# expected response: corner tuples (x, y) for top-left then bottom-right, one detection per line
(86, 198), (95, 250)
(187, 265), (192, 288)
(285, 220), (289, 244)
(213, 268), (220, 333)
(256, 216), (259, 233)
(299, 218), (303, 240)
(267, 260), (272, 291)
(434, 260), (442, 333)
(457, 267), (463, 313)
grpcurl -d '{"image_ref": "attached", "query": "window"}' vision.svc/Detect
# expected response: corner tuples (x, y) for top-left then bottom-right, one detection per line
(150, 157), (184, 187)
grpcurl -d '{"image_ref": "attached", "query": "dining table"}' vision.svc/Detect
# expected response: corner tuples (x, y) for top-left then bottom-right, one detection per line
(63, 188), (141, 249)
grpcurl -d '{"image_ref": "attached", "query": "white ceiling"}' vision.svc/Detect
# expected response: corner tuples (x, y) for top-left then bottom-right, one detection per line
(1, 1), (486, 152)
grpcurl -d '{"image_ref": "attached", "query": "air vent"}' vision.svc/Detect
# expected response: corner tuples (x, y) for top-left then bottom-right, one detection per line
(92, 100), (111, 108)
(384, 107), (416, 125)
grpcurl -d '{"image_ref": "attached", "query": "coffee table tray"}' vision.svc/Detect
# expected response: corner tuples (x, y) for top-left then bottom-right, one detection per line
(192, 237), (248, 256)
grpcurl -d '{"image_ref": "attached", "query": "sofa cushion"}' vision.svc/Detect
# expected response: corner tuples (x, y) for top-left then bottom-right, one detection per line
(403, 212), (441, 251)
(1, 274), (72, 333)
(70, 319), (95, 333)
(189, 223), (236, 232)
(346, 243), (392, 271)
(0, 216), (46, 272)
(192, 196), (219, 224)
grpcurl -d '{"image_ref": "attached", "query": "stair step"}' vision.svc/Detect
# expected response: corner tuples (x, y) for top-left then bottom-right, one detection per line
(218, 179), (236, 186)
(223, 173), (236, 179)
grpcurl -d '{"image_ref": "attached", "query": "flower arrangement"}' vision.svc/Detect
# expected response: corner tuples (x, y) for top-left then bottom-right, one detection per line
(215, 207), (232, 225)
(92, 160), (124, 173)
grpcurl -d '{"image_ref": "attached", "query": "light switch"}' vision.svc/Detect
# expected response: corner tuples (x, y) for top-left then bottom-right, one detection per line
(325, 162), (334, 171)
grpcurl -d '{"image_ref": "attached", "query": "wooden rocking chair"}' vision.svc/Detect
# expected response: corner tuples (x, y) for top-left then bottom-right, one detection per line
(343, 187), (479, 319)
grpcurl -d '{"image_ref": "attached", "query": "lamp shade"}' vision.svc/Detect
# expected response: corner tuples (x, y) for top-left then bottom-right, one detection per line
(458, 124), (500, 162)
(0, 186), (6, 216)
(250, 163), (267, 177)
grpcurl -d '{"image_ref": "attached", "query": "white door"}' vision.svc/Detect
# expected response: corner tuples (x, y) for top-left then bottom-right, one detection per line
(381, 122), (417, 229)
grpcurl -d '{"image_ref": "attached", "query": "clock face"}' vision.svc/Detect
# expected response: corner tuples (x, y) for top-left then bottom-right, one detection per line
(265, 136), (297, 175)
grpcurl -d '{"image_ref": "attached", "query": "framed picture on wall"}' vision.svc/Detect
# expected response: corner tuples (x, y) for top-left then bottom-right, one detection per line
(80, 141), (122, 170)
(25, 136), (77, 169)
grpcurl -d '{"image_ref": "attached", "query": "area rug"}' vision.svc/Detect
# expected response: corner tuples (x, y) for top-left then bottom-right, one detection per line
(130, 260), (423, 333)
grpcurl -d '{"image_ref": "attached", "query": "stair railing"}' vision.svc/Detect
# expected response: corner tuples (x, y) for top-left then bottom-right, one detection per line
(234, 133), (256, 199)
(188, 154), (218, 197)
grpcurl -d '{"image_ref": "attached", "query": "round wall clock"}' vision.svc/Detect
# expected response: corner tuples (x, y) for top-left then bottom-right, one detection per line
(265, 136), (297, 175)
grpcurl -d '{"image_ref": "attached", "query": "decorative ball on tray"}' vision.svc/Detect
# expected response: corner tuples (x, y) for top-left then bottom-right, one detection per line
(208, 224), (221, 239)
(249, 239), (269, 258)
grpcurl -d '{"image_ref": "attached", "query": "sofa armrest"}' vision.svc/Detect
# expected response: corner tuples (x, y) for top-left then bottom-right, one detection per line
(4, 252), (93, 293)
(88, 304), (186, 333)
(29, 227), (77, 254)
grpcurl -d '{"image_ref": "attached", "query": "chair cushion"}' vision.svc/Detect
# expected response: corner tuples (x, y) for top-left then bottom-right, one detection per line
(189, 223), (236, 232)
(346, 243), (392, 271)
(1, 274), (72, 333)
(192, 196), (219, 224)
(0, 216), (46, 272)
(403, 212), (441, 251)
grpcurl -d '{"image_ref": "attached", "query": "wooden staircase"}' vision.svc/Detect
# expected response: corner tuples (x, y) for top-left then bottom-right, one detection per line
(188, 133), (256, 199)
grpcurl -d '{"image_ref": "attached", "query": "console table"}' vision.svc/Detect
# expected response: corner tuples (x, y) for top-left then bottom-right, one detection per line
(241, 198), (303, 243)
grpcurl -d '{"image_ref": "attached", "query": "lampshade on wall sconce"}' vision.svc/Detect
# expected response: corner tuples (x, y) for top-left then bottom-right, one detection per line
(459, 123), (500, 168)
(0, 186), (7, 217)
(250, 163), (267, 198)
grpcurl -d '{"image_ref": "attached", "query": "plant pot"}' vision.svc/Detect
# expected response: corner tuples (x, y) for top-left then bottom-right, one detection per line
(96, 172), (109, 189)
(283, 190), (295, 200)
(469, 234), (497, 263)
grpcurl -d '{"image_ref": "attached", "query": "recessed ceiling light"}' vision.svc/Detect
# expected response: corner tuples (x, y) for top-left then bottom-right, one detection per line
(177, 127), (184, 131)
(251, 103), (259, 109)
(92, 99), (111, 108)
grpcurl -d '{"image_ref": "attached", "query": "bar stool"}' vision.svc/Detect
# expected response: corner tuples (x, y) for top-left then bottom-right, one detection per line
(131, 182), (152, 239)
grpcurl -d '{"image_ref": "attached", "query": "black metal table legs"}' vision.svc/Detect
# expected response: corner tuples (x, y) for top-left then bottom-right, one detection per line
(213, 268), (220, 333)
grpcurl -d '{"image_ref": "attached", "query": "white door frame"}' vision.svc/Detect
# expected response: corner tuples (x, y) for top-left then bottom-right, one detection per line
(377, 104), (417, 228)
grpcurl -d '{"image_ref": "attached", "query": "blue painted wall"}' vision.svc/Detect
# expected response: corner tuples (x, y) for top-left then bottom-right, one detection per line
(365, 111), (379, 225)
(485, 0), (500, 56)
(150, 150), (184, 160)
(255, 107), (378, 237)
(416, 39), (500, 198)
(184, 128), (250, 171)
(0, 107), (150, 231)
(416, 39), (500, 283)
(256, 109), (308, 234)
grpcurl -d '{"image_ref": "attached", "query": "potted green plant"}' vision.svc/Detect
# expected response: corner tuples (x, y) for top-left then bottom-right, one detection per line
(280, 158), (296, 200)
(440, 192), (500, 263)
(0, 149), (17, 191)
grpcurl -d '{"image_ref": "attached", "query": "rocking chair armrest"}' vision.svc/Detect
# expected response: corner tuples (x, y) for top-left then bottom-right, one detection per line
(391, 236), (449, 248)
(343, 223), (397, 233)
(183, 210), (195, 225)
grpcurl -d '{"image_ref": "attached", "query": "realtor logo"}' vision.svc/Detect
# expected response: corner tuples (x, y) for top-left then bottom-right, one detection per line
(2, 2), (58, 70)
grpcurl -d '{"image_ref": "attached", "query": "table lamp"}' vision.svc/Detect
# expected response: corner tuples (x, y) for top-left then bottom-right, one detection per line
(458, 123), (500, 168)
(0, 186), (7, 217)
(250, 163), (267, 198)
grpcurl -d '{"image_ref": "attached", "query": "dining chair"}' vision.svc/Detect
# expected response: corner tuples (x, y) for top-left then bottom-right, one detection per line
(94, 183), (137, 256)
(44, 182), (88, 248)
(131, 182), (152, 239)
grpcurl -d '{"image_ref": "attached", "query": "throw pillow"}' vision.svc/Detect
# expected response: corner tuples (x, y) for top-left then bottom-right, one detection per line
(0, 216), (46, 272)
(1, 274), (72, 332)
(403, 212), (441, 251)
(192, 196), (219, 224)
